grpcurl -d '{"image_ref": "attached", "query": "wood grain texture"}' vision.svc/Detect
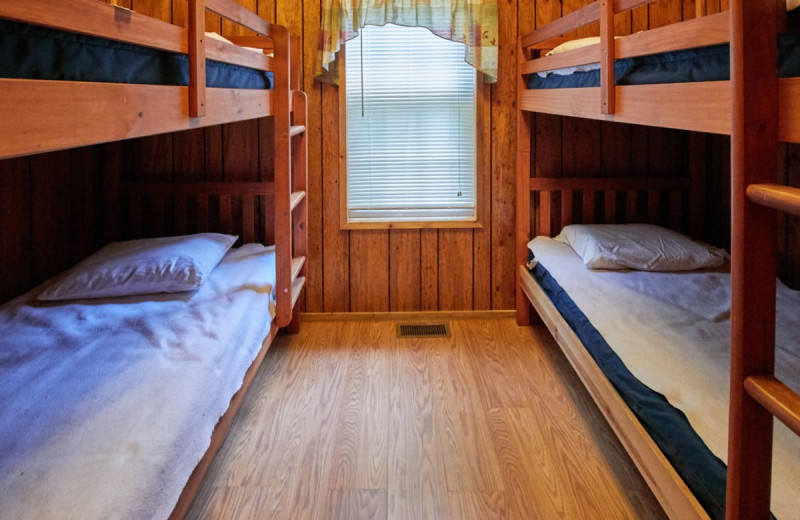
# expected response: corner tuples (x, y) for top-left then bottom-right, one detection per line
(184, 318), (666, 520)
(389, 230), (422, 312)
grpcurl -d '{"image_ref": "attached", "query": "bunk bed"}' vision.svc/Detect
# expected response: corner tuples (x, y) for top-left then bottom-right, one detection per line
(0, 0), (308, 518)
(516, 1), (800, 519)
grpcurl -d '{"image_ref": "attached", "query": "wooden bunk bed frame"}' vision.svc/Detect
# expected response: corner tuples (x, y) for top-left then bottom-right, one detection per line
(0, 0), (308, 517)
(517, 1), (800, 519)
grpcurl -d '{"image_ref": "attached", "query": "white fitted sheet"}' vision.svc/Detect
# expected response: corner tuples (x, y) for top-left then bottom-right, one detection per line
(529, 236), (800, 520)
(0, 243), (276, 520)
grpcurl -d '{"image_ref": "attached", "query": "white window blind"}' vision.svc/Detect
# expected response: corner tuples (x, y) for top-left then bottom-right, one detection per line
(345, 24), (477, 223)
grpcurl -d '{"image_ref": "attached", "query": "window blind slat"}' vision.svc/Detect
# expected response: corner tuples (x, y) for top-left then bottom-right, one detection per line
(345, 24), (477, 224)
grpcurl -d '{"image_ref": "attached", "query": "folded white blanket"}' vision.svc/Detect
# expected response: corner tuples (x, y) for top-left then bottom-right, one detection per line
(0, 243), (276, 520)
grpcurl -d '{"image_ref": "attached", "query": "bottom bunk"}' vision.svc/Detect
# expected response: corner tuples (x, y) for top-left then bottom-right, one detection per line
(519, 229), (800, 520)
(0, 236), (278, 520)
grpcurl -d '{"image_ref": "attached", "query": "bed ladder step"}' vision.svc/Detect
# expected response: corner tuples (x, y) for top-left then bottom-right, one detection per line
(746, 184), (800, 216)
(290, 190), (305, 211)
(291, 255), (306, 282)
(291, 276), (305, 308)
(289, 124), (306, 137)
(744, 375), (800, 437)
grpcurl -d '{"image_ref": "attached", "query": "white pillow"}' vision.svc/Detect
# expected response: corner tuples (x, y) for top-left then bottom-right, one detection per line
(38, 233), (238, 301)
(545, 37), (601, 56)
(555, 223), (727, 271)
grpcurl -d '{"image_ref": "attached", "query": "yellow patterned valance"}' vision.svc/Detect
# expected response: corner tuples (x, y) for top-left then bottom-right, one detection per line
(315, 0), (498, 83)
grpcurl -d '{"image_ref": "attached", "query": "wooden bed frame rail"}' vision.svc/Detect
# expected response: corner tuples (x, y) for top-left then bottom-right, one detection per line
(0, 0), (289, 159)
(516, 0), (800, 142)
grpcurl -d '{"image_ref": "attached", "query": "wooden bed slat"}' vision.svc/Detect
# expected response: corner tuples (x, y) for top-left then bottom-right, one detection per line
(188, 0), (207, 118)
(205, 0), (274, 37)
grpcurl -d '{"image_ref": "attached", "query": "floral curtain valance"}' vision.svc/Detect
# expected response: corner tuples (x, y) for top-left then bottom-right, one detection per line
(315, 0), (498, 83)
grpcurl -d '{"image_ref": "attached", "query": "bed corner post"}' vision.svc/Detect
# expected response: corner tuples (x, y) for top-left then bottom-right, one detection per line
(273, 25), (293, 329)
(517, 37), (533, 326)
(727, 0), (780, 518)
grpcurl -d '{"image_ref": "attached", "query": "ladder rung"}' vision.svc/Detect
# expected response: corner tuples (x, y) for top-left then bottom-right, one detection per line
(291, 276), (305, 308)
(744, 375), (800, 436)
(291, 255), (306, 282)
(290, 190), (305, 211)
(289, 125), (306, 137)
(746, 184), (800, 216)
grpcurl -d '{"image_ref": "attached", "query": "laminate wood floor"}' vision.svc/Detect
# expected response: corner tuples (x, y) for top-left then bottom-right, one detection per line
(185, 319), (667, 520)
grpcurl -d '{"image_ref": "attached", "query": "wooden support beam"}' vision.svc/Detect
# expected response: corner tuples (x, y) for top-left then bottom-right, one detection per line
(599, 0), (615, 114)
(727, 0), (780, 518)
(745, 376), (800, 437)
(188, 0), (206, 118)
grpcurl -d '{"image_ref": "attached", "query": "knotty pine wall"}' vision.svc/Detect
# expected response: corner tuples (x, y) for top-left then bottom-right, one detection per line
(3, 0), (800, 304)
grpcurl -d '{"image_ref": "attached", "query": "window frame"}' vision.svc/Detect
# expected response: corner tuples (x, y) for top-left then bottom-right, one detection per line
(338, 29), (489, 230)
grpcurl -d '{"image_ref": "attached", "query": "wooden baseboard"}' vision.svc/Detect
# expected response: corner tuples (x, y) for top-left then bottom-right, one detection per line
(301, 310), (515, 322)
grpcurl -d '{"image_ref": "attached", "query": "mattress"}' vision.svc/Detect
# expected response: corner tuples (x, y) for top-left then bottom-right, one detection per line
(0, 18), (273, 89)
(527, 9), (800, 89)
(0, 243), (276, 520)
(527, 237), (800, 520)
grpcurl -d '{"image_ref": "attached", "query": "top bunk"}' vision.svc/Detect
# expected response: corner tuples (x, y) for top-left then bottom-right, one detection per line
(0, 0), (294, 159)
(517, 0), (800, 143)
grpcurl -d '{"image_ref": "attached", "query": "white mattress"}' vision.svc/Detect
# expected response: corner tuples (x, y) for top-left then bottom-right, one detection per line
(0, 243), (276, 520)
(529, 236), (800, 520)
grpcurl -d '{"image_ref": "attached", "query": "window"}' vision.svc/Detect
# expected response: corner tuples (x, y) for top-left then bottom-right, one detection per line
(342, 24), (480, 228)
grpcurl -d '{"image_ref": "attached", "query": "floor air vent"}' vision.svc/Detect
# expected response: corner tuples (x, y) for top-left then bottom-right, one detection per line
(396, 323), (450, 338)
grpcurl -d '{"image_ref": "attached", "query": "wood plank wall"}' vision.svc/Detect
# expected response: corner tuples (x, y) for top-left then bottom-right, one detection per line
(3, 0), (800, 304)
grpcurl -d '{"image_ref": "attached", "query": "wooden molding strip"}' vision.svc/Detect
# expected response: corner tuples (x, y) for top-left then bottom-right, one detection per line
(302, 310), (516, 322)
(530, 176), (688, 192)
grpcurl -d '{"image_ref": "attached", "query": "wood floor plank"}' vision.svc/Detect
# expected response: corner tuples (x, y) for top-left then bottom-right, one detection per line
(388, 336), (450, 520)
(186, 318), (666, 520)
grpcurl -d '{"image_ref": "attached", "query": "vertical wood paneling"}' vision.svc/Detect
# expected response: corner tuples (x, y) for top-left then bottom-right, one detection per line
(0, 158), (32, 302)
(389, 230), (422, 312)
(439, 230), (474, 310)
(31, 152), (74, 283)
(70, 147), (98, 260)
(322, 82), (350, 312)
(302, 0), (324, 312)
(349, 231), (389, 312)
(490, 0), (519, 310)
(420, 230), (439, 311)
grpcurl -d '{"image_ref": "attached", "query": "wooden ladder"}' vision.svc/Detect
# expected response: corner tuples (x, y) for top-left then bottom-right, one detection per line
(274, 32), (308, 332)
(727, 2), (800, 519)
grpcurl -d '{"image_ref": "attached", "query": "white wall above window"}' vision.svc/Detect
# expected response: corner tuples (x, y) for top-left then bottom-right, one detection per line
(344, 24), (477, 226)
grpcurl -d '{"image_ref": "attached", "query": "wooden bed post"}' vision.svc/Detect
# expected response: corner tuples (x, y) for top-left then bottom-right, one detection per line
(599, 0), (615, 114)
(727, 0), (780, 518)
(187, 0), (207, 118)
(273, 25), (294, 329)
(516, 38), (532, 326)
